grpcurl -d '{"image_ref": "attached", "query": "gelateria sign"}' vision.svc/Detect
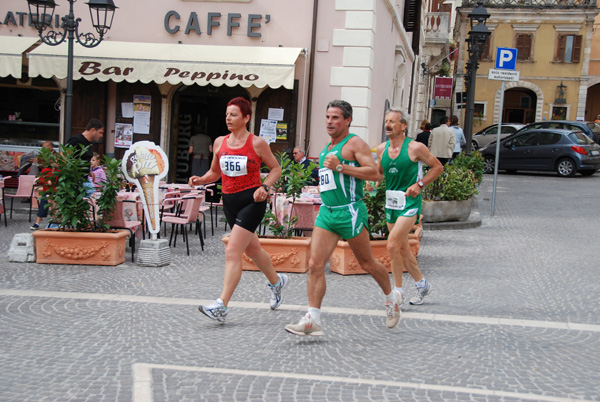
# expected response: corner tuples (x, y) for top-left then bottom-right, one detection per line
(28, 41), (303, 89)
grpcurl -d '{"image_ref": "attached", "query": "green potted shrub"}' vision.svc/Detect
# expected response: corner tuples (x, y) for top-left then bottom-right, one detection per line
(223, 150), (318, 273)
(32, 145), (129, 266)
(421, 152), (484, 222)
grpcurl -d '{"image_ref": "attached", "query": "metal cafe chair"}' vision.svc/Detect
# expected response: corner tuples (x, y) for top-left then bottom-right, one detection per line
(161, 193), (205, 255)
(101, 198), (143, 262)
(2, 175), (36, 222)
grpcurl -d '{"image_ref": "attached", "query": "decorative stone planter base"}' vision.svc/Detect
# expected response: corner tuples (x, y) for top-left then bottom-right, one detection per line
(330, 222), (422, 276)
(32, 229), (129, 266)
(222, 235), (310, 273)
(422, 198), (473, 223)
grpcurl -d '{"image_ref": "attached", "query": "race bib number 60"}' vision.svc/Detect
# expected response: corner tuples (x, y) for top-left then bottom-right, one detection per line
(220, 155), (248, 177)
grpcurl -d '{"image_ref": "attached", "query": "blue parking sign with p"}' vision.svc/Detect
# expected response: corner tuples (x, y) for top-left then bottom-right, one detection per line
(495, 48), (517, 70)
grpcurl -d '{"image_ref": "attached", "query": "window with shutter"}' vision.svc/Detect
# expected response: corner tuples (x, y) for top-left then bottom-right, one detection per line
(516, 34), (532, 61)
(556, 34), (582, 63)
(403, 0), (422, 33)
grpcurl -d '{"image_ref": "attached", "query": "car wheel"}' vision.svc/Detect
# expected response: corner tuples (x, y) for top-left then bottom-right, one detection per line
(472, 140), (479, 150)
(556, 158), (576, 177)
(579, 170), (596, 177)
(483, 156), (495, 174)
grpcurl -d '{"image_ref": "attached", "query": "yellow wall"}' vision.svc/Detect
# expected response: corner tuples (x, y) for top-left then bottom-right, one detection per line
(471, 16), (590, 130)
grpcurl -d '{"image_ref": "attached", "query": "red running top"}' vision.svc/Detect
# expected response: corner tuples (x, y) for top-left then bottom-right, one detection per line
(219, 134), (262, 194)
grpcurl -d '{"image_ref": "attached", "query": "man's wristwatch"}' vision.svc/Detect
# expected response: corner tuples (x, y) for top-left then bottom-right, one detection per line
(417, 180), (424, 188)
(262, 184), (270, 192)
(336, 164), (344, 172)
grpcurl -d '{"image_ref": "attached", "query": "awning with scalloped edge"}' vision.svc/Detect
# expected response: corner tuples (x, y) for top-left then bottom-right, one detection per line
(0, 36), (40, 79)
(28, 41), (303, 89)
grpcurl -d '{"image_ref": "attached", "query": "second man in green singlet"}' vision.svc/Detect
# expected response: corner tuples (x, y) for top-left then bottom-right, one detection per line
(375, 109), (443, 309)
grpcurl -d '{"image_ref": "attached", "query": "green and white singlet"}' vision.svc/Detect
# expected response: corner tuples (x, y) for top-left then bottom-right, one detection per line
(315, 134), (368, 239)
(381, 138), (424, 223)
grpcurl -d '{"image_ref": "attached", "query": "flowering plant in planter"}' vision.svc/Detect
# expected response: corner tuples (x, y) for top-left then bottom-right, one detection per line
(38, 145), (122, 231)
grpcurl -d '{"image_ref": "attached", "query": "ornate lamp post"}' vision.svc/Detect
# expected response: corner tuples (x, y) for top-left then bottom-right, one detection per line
(463, 1), (490, 156)
(27, 0), (117, 141)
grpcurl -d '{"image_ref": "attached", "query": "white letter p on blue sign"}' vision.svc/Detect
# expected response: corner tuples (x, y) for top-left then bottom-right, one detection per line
(495, 48), (517, 70)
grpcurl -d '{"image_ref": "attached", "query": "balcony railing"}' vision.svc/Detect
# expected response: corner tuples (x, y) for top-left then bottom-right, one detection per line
(461, 0), (596, 8)
(424, 12), (450, 42)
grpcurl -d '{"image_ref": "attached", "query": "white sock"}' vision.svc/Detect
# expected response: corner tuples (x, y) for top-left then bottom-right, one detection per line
(384, 291), (395, 303)
(308, 307), (321, 324)
(216, 298), (225, 306)
(416, 278), (427, 288)
(394, 287), (404, 296)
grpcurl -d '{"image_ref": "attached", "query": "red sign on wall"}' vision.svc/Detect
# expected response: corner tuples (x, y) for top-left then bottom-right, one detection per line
(434, 76), (453, 99)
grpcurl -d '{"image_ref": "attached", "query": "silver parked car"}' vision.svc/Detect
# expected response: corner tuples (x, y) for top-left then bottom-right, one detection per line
(472, 123), (525, 150)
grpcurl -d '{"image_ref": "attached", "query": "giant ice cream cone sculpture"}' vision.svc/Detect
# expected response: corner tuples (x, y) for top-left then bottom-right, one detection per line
(122, 141), (169, 238)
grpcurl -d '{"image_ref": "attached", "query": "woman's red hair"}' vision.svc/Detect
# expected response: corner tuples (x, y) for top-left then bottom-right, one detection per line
(227, 97), (252, 119)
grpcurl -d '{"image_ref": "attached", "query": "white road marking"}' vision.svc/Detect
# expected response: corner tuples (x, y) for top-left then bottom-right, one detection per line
(1, 288), (599, 332)
(132, 363), (594, 402)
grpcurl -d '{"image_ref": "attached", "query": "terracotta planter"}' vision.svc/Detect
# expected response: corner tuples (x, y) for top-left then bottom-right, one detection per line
(222, 235), (311, 273)
(422, 198), (473, 223)
(330, 222), (422, 275)
(32, 229), (129, 266)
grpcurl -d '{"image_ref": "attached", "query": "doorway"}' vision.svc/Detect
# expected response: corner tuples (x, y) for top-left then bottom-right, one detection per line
(170, 85), (248, 184)
(503, 88), (536, 124)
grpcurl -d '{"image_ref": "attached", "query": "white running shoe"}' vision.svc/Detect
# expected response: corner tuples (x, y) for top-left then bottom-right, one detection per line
(384, 290), (402, 329)
(285, 313), (324, 336)
(198, 299), (228, 322)
(409, 282), (432, 305)
(268, 273), (289, 310)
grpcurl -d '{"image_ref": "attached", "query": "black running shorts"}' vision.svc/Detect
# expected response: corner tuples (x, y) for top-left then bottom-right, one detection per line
(222, 186), (267, 233)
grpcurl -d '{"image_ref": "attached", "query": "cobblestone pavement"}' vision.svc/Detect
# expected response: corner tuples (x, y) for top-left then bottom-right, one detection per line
(1, 171), (599, 402)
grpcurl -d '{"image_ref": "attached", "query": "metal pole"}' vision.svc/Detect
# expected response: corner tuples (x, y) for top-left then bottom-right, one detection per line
(64, 0), (75, 142)
(464, 58), (477, 156)
(491, 80), (505, 216)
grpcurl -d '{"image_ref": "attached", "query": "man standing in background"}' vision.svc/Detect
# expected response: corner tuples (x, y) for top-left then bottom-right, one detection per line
(189, 123), (213, 177)
(428, 116), (455, 166)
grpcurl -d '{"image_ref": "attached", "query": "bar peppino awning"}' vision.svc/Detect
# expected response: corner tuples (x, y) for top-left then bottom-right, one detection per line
(28, 40), (304, 89)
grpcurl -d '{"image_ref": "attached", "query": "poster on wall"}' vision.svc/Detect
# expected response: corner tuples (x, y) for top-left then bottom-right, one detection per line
(268, 108), (284, 121)
(133, 95), (151, 134)
(276, 122), (288, 140)
(114, 123), (133, 148)
(259, 119), (277, 144)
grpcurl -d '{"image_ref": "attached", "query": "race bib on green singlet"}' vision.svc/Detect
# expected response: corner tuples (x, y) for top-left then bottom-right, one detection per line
(220, 155), (248, 177)
(385, 190), (406, 210)
(319, 168), (337, 192)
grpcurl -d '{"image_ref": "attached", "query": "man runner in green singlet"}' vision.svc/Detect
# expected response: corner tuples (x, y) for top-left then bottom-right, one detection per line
(376, 109), (443, 308)
(285, 100), (402, 337)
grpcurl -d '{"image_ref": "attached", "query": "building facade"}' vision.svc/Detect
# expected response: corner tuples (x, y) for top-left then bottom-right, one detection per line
(0, 0), (416, 182)
(454, 0), (599, 134)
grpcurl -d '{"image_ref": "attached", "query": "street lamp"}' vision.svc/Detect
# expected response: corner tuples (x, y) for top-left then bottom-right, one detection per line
(463, 1), (490, 156)
(27, 0), (117, 141)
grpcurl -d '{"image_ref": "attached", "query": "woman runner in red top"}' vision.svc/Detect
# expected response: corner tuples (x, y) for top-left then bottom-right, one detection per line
(189, 97), (286, 323)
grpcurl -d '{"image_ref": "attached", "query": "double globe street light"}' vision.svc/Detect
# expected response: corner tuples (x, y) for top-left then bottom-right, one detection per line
(27, 0), (117, 141)
(463, 1), (490, 156)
